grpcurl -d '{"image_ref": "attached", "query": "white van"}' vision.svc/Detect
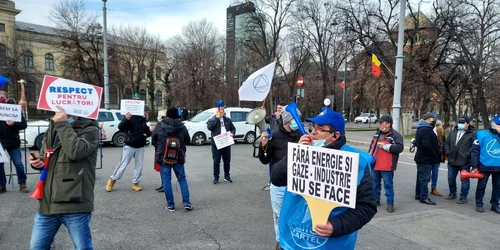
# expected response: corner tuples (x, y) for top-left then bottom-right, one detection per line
(183, 107), (258, 145)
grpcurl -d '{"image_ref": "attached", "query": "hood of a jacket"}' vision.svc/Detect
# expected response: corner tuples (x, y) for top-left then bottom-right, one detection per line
(160, 118), (185, 136)
(417, 120), (432, 129)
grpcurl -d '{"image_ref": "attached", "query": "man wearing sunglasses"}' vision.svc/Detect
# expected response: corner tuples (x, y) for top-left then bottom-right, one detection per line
(368, 115), (404, 213)
(274, 109), (376, 249)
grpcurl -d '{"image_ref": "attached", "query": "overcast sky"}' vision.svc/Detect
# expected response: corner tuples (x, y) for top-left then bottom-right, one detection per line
(13, 0), (433, 40)
(14, 0), (231, 40)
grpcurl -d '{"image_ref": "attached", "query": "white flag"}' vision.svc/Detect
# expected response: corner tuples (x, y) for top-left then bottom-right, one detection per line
(238, 61), (276, 102)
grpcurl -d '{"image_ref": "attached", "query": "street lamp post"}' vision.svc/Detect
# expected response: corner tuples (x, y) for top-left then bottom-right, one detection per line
(102, 0), (110, 109)
(391, 0), (406, 131)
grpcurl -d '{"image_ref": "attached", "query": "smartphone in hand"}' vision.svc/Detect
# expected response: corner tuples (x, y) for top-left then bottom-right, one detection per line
(30, 152), (38, 160)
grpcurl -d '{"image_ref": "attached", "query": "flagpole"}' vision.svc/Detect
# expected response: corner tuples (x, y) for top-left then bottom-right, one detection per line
(391, 0), (406, 132)
(381, 61), (396, 77)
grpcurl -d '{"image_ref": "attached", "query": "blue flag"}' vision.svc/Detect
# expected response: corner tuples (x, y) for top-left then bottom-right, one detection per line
(0, 75), (8, 88)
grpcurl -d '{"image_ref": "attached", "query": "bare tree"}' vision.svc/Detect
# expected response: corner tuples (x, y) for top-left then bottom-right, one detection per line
(51, 0), (104, 86)
(167, 19), (225, 110)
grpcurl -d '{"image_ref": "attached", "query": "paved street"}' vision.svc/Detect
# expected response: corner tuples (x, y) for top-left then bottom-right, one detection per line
(1, 133), (500, 249)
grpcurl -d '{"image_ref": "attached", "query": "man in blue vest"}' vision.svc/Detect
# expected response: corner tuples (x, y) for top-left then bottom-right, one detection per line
(472, 115), (500, 213)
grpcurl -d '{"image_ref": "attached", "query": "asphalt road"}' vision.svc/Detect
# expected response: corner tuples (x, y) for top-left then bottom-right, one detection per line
(1, 135), (499, 250)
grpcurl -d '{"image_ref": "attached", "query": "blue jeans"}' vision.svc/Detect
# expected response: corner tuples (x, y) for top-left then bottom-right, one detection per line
(416, 163), (438, 200)
(0, 147), (27, 187)
(431, 163), (440, 188)
(30, 212), (93, 250)
(447, 165), (470, 199)
(371, 169), (394, 205)
(270, 184), (286, 242)
(212, 145), (231, 179)
(161, 163), (191, 207)
(475, 171), (500, 208)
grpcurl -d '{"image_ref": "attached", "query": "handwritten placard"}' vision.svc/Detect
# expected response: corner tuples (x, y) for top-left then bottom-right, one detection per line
(120, 99), (145, 116)
(0, 103), (22, 122)
(213, 132), (235, 150)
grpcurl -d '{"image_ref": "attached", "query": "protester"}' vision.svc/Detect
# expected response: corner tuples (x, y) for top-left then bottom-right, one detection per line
(261, 103), (285, 191)
(472, 115), (500, 214)
(152, 107), (192, 211)
(444, 116), (475, 204)
(273, 109), (377, 250)
(431, 120), (445, 196)
(106, 105), (152, 192)
(181, 104), (189, 121)
(368, 115), (404, 212)
(207, 105), (236, 184)
(258, 106), (302, 249)
(0, 91), (29, 193)
(414, 113), (441, 205)
(28, 106), (99, 249)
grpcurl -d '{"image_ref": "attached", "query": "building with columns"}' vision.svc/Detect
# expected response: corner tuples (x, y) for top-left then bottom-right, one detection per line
(0, 0), (168, 116)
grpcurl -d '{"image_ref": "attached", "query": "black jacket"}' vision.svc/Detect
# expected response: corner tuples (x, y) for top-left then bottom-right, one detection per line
(414, 121), (440, 164)
(259, 126), (301, 165)
(0, 115), (27, 150)
(367, 128), (404, 171)
(444, 126), (475, 167)
(152, 118), (190, 164)
(264, 116), (283, 131)
(118, 116), (152, 148)
(206, 116), (236, 146)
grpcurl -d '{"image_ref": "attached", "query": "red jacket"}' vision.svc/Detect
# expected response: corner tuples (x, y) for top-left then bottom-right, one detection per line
(368, 129), (404, 171)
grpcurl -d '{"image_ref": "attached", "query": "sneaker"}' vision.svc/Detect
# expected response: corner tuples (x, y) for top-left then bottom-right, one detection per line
(262, 184), (270, 191)
(0, 186), (6, 194)
(456, 198), (467, 204)
(491, 206), (500, 214)
(132, 183), (142, 191)
(213, 178), (219, 185)
(166, 206), (175, 212)
(184, 203), (193, 210)
(476, 206), (484, 213)
(106, 179), (116, 192)
(224, 177), (233, 183)
(445, 194), (457, 200)
(19, 182), (29, 193)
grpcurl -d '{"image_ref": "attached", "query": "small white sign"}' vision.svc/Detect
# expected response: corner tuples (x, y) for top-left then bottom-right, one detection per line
(0, 143), (9, 163)
(213, 132), (235, 150)
(287, 142), (359, 208)
(120, 99), (145, 116)
(0, 103), (22, 122)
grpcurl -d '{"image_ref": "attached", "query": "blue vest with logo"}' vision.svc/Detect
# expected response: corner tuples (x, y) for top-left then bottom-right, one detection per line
(278, 145), (370, 250)
(476, 130), (500, 168)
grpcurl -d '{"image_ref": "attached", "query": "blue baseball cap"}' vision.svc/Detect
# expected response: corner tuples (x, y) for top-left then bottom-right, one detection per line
(305, 109), (345, 134)
(493, 115), (500, 125)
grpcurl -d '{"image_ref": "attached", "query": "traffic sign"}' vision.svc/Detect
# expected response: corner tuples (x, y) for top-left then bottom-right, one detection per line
(297, 77), (304, 87)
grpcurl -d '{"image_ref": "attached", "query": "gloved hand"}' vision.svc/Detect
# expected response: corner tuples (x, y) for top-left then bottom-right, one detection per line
(382, 144), (391, 152)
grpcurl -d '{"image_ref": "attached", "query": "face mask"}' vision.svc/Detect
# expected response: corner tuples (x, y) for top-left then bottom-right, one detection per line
(457, 124), (465, 130)
(0, 97), (6, 103)
(67, 117), (75, 124)
(430, 121), (436, 128)
(493, 125), (498, 130)
(289, 120), (299, 131)
(311, 139), (326, 147)
(380, 127), (388, 133)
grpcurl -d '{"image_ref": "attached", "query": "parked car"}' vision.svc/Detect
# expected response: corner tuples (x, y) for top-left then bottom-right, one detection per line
(183, 107), (258, 145)
(19, 109), (151, 149)
(354, 113), (378, 124)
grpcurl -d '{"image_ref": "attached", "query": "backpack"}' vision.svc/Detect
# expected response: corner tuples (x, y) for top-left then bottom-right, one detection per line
(163, 136), (181, 166)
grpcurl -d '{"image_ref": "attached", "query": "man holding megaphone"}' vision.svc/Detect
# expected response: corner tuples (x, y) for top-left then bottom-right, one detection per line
(28, 105), (100, 249)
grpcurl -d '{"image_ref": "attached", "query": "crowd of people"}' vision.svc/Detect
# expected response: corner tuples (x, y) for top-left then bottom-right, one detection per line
(1, 89), (499, 249)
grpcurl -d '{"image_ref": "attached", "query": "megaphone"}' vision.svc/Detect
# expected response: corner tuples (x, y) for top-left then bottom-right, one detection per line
(460, 169), (484, 181)
(246, 107), (267, 132)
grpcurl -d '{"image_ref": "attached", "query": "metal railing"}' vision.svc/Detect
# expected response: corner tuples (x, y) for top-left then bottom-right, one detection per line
(4, 125), (104, 188)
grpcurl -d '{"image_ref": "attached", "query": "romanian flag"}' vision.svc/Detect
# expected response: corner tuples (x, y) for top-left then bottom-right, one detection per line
(372, 53), (381, 77)
(340, 76), (345, 89)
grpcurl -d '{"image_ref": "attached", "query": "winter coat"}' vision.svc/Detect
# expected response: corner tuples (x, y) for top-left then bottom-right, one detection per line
(118, 115), (152, 148)
(152, 118), (190, 164)
(444, 126), (475, 167)
(0, 114), (27, 150)
(414, 121), (441, 164)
